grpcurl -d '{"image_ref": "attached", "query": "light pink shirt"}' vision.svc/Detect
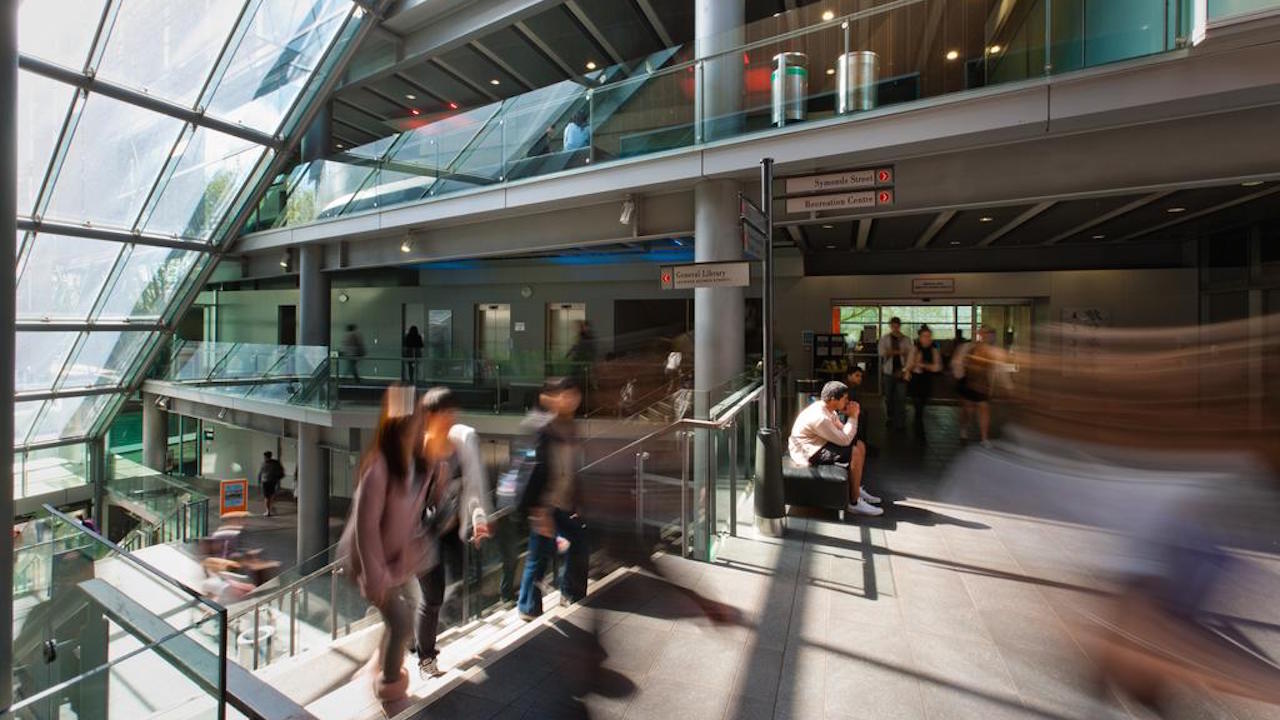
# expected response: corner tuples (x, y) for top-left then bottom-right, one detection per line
(788, 400), (857, 465)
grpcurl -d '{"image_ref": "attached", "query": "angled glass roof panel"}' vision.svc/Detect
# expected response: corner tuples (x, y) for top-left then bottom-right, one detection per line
(42, 93), (185, 230)
(17, 233), (123, 321)
(18, 0), (105, 70)
(14, 401), (43, 445)
(96, 246), (201, 321)
(143, 127), (269, 240)
(59, 331), (152, 390)
(16, 332), (79, 394)
(29, 393), (117, 446)
(205, 0), (353, 133)
(95, 0), (246, 106)
(17, 71), (76, 218)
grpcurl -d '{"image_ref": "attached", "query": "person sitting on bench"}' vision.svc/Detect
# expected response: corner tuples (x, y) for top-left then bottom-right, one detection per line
(788, 381), (883, 517)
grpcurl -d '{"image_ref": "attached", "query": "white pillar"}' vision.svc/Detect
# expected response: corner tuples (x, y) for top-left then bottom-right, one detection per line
(695, 0), (745, 141)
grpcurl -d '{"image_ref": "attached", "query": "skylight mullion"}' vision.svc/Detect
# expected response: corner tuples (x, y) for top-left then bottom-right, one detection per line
(16, 218), (220, 253)
(83, 0), (122, 74)
(273, 4), (363, 140)
(195, 0), (259, 114)
(29, 84), (88, 222)
(85, 243), (134, 324)
(131, 123), (195, 234)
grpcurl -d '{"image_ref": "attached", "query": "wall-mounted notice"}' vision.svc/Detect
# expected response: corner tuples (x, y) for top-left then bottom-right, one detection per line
(911, 277), (955, 294)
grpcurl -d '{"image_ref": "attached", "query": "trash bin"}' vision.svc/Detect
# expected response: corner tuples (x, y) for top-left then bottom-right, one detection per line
(771, 52), (809, 127)
(836, 51), (879, 114)
(237, 626), (275, 669)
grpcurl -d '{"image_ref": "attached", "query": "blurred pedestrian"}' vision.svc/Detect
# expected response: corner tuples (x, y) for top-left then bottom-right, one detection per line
(257, 451), (285, 517)
(412, 388), (492, 679)
(518, 378), (589, 620)
(878, 317), (909, 430)
(955, 325), (1007, 447)
(906, 325), (942, 441)
(338, 386), (428, 703)
(342, 324), (366, 384)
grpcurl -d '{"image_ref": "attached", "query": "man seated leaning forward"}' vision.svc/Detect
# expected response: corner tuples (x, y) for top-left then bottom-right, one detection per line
(787, 381), (883, 517)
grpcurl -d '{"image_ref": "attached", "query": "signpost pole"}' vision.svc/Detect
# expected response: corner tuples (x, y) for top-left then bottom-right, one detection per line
(754, 157), (786, 537)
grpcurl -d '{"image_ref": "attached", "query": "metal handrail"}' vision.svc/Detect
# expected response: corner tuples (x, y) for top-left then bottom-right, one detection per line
(579, 382), (762, 475)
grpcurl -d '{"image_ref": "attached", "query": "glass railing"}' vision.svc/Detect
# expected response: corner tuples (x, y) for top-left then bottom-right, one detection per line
(109, 473), (212, 554)
(7, 506), (228, 719)
(248, 0), (1193, 234)
(152, 339), (335, 409)
(1209, 0), (1280, 20)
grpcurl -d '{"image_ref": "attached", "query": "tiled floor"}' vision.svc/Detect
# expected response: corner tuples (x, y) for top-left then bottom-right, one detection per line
(403, 405), (1280, 720)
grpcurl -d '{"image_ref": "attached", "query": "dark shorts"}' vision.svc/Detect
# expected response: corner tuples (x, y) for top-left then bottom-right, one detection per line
(956, 378), (990, 403)
(809, 441), (852, 467)
(262, 480), (279, 499)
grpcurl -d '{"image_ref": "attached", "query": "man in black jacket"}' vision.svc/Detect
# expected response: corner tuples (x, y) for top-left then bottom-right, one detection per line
(517, 377), (589, 620)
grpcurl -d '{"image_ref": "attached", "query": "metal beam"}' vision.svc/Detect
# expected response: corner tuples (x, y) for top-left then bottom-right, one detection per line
(471, 39), (536, 91)
(15, 386), (122, 403)
(0, 0), (15, 707)
(634, 0), (675, 48)
(432, 56), (501, 102)
(362, 84), (415, 114)
(514, 20), (578, 79)
(564, 1), (625, 67)
(914, 210), (955, 249)
(18, 54), (283, 150)
(16, 218), (215, 253)
(978, 201), (1055, 247)
(1116, 185), (1280, 243)
(334, 95), (392, 124)
(16, 321), (163, 332)
(1044, 191), (1172, 245)
(393, 71), (453, 107)
(856, 218), (872, 251)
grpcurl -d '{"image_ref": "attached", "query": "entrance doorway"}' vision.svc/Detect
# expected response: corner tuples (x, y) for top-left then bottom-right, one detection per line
(831, 301), (1033, 394)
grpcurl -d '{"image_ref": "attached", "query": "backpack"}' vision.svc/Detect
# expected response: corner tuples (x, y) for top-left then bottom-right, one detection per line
(496, 443), (537, 511)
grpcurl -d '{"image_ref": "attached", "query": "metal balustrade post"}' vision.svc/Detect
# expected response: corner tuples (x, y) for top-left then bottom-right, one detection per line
(680, 431), (691, 558)
(252, 607), (261, 670)
(330, 570), (339, 640)
(728, 423), (738, 537)
(289, 589), (297, 657)
(634, 451), (648, 538)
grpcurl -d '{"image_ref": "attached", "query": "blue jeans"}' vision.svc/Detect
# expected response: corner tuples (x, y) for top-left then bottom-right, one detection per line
(884, 375), (908, 429)
(517, 509), (589, 617)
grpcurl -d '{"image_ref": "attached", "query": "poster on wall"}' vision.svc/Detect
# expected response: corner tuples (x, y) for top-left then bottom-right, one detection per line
(1061, 307), (1111, 371)
(220, 479), (249, 516)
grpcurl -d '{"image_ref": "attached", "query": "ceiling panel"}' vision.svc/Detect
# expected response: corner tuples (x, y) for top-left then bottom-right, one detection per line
(806, 221), (856, 251)
(477, 27), (569, 88)
(869, 213), (938, 250)
(934, 205), (1035, 248)
(401, 63), (489, 109)
(523, 6), (604, 74)
(994, 194), (1148, 246)
(438, 45), (524, 97)
(644, 0), (695, 44)
(1061, 185), (1257, 243)
(579, 0), (663, 62)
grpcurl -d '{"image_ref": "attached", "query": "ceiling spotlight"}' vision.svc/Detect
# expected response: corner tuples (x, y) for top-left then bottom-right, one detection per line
(821, 10), (835, 21)
(335, 143), (344, 149)
(405, 93), (416, 100)
(826, 68), (835, 75)
(400, 240), (413, 253)
(988, 44), (1002, 54)
(825, 244), (836, 249)
(1166, 207), (1186, 213)
(448, 102), (458, 110)
(949, 240), (960, 245)
(279, 251), (290, 270)
(1092, 233), (1106, 240)
(945, 50), (959, 61)
(1242, 180), (1264, 187)
(979, 216), (994, 223)
(585, 61), (597, 70)
(216, 407), (227, 420)
(155, 396), (169, 409)
(410, 108), (420, 116)
(822, 224), (834, 229)
(489, 79), (501, 85)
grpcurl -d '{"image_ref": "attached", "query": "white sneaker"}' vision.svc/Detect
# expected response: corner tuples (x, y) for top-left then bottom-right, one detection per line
(860, 488), (881, 504)
(847, 499), (884, 517)
(418, 656), (444, 679)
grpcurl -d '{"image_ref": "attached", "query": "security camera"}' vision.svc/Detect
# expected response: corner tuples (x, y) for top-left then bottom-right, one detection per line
(619, 197), (635, 225)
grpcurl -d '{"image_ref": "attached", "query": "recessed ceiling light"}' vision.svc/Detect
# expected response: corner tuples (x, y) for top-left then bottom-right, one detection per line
(1092, 233), (1106, 239)
(448, 102), (458, 110)
(945, 50), (959, 61)
(490, 79), (500, 86)
(335, 143), (344, 149)
(400, 240), (412, 253)
(979, 216), (994, 223)
(825, 244), (836, 249)
(988, 44), (1002, 54)
(1242, 180), (1264, 187)
(826, 68), (835, 75)
(405, 93), (416, 100)
(949, 241), (960, 245)
(822, 10), (835, 21)
(822, 224), (834, 229)
(410, 108), (420, 116)
(1166, 207), (1186, 213)
(585, 61), (597, 70)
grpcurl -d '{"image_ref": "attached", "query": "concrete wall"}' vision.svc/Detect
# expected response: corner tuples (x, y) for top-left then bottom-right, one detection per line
(200, 423), (295, 491)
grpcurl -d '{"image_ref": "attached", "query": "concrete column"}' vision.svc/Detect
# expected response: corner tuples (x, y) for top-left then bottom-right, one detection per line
(692, 179), (745, 559)
(299, 245), (330, 348)
(296, 422), (329, 573)
(300, 102), (332, 163)
(695, 0), (745, 141)
(0, 0), (17, 706)
(142, 398), (169, 473)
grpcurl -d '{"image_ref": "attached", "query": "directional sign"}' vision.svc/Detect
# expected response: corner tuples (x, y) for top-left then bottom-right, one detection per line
(785, 189), (894, 214)
(660, 261), (751, 290)
(785, 166), (893, 195)
(742, 221), (768, 260)
(740, 195), (768, 235)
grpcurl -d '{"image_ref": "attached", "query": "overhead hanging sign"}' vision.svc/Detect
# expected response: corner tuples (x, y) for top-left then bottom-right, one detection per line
(661, 261), (751, 290)
(912, 277), (955, 294)
(786, 189), (894, 214)
(785, 167), (893, 195)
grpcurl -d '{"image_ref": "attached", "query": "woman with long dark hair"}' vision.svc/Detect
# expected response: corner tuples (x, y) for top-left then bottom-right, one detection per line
(906, 325), (942, 440)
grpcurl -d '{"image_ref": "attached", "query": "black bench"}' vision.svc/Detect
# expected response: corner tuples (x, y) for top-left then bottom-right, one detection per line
(782, 458), (848, 519)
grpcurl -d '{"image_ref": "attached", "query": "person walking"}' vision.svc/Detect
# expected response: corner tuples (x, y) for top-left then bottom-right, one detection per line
(342, 324), (366, 384)
(257, 451), (285, 517)
(955, 325), (1008, 447)
(339, 386), (429, 703)
(412, 388), (492, 679)
(906, 325), (943, 441)
(402, 326), (424, 384)
(517, 378), (590, 621)
(877, 317), (910, 430)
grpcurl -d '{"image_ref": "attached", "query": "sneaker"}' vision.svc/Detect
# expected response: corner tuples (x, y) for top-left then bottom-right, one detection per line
(860, 488), (881, 504)
(518, 610), (539, 622)
(847, 499), (884, 517)
(418, 656), (443, 680)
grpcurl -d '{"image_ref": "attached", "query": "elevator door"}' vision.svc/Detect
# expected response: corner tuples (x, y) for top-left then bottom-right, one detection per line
(476, 304), (512, 365)
(547, 303), (586, 365)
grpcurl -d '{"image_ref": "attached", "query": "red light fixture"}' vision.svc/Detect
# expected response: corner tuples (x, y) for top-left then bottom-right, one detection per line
(410, 108), (420, 116)
(448, 102), (458, 110)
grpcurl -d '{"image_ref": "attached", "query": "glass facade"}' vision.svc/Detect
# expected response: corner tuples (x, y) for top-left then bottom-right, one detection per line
(13, 0), (364, 450)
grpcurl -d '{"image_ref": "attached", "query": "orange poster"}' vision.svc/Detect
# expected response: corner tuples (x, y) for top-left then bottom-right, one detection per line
(220, 479), (249, 516)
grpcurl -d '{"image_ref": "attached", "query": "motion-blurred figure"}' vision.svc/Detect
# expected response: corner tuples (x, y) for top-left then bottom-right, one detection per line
(402, 325), (424, 383)
(257, 451), (284, 517)
(953, 325), (1008, 447)
(877, 317), (909, 430)
(906, 325), (942, 441)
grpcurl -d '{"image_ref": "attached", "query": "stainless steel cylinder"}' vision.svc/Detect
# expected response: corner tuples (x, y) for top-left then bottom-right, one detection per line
(771, 51), (808, 126)
(837, 50), (879, 114)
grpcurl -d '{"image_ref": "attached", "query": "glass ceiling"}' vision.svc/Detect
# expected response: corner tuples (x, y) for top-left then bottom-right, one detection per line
(13, 0), (361, 449)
